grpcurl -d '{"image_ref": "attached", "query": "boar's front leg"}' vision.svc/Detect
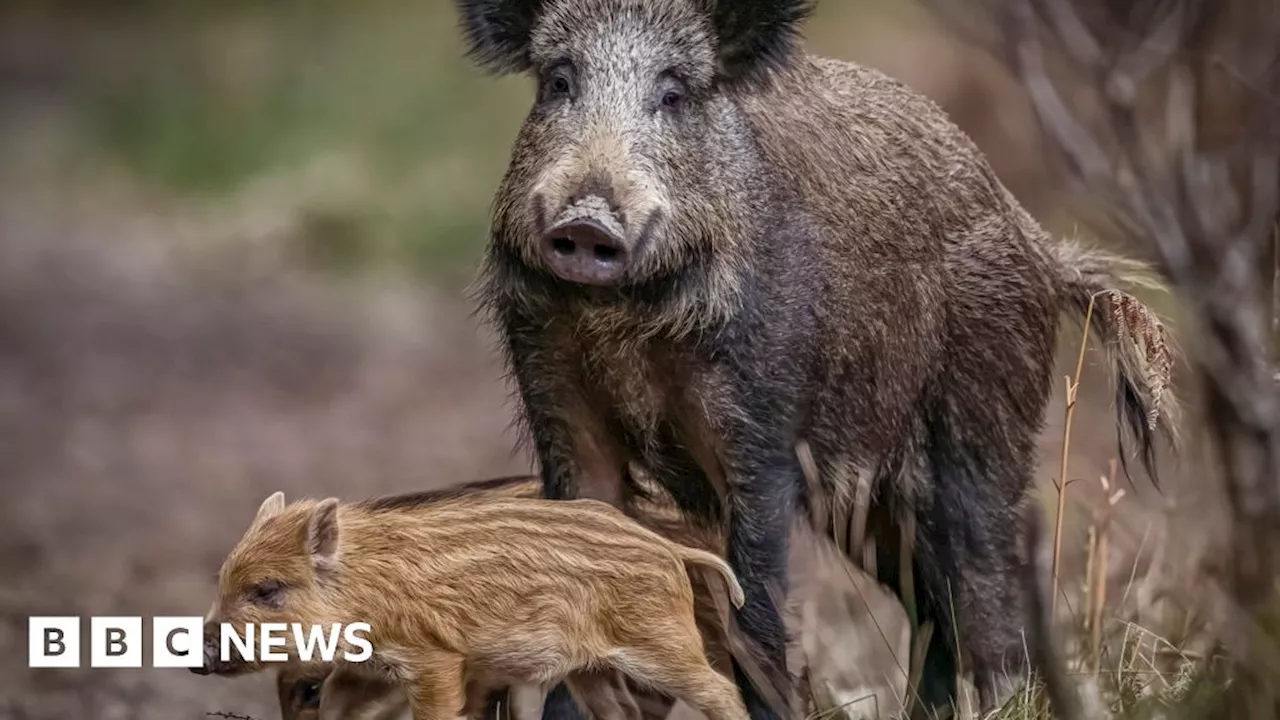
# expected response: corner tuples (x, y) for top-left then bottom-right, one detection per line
(661, 371), (801, 720)
(719, 441), (799, 720)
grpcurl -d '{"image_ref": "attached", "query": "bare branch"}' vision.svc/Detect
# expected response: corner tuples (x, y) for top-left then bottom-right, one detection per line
(1034, 0), (1103, 69)
(1114, 1), (1185, 87)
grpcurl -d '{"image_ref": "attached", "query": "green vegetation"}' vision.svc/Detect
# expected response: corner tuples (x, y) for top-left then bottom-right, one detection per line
(66, 1), (531, 281)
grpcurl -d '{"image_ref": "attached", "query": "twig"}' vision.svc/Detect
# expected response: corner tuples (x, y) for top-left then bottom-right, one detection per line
(1021, 502), (1083, 720)
(1082, 524), (1096, 634)
(1052, 292), (1099, 621)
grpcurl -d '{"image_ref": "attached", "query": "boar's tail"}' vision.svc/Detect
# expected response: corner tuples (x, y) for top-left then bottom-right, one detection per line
(1046, 239), (1182, 483)
(678, 548), (746, 609)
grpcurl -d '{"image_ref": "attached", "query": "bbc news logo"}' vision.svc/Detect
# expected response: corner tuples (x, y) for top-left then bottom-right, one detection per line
(28, 617), (372, 668)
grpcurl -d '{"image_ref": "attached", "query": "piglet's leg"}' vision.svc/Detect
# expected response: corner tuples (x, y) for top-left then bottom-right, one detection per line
(404, 653), (468, 720)
(610, 632), (749, 720)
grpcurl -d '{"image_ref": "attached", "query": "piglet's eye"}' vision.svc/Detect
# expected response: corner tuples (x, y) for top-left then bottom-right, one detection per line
(248, 579), (285, 608)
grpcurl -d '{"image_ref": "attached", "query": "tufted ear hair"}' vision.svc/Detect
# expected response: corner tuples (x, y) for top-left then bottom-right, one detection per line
(455, 0), (547, 74)
(708, 0), (816, 87)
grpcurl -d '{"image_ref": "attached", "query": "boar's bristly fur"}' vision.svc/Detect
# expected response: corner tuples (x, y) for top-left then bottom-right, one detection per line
(205, 487), (749, 720)
(460, 1), (1179, 718)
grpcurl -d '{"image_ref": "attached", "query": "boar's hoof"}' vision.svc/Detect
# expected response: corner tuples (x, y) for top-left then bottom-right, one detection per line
(541, 217), (629, 286)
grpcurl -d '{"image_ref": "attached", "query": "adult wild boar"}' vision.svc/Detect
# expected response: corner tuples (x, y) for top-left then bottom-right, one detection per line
(457, 0), (1178, 717)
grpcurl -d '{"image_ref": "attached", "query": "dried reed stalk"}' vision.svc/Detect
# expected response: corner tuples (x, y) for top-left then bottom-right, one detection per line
(1053, 293), (1099, 621)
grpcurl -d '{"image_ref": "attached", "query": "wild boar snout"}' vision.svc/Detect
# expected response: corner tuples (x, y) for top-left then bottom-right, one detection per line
(540, 195), (633, 286)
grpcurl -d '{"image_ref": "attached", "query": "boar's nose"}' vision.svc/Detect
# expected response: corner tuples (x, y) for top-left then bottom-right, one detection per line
(540, 204), (630, 286)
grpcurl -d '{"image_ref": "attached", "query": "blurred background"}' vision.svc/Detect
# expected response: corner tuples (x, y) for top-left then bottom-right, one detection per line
(0, 1), (1216, 718)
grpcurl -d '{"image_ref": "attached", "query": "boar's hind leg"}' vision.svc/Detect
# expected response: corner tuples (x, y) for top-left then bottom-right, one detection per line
(911, 438), (1033, 717)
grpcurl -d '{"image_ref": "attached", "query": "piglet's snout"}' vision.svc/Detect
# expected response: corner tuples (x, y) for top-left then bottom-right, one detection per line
(540, 196), (631, 286)
(188, 622), (222, 675)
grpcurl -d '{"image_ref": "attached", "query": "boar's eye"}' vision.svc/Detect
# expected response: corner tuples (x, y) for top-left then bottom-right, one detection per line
(655, 73), (688, 115)
(539, 63), (576, 104)
(247, 579), (285, 608)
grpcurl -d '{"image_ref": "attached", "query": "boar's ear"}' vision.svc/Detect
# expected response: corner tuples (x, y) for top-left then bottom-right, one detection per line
(455, 0), (546, 74)
(709, 0), (815, 87)
(252, 491), (286, 528)
(307, 498), (341, 575)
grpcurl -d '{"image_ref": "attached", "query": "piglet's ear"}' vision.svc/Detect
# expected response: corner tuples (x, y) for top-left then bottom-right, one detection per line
(307, 498), (341, 575)
(710, 0), (815, 87)
(252, 491), (285, 529)
(455, 0), (546, 74)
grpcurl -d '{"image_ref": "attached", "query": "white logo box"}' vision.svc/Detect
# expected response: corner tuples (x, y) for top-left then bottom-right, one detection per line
(28, 617), (203, 669)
